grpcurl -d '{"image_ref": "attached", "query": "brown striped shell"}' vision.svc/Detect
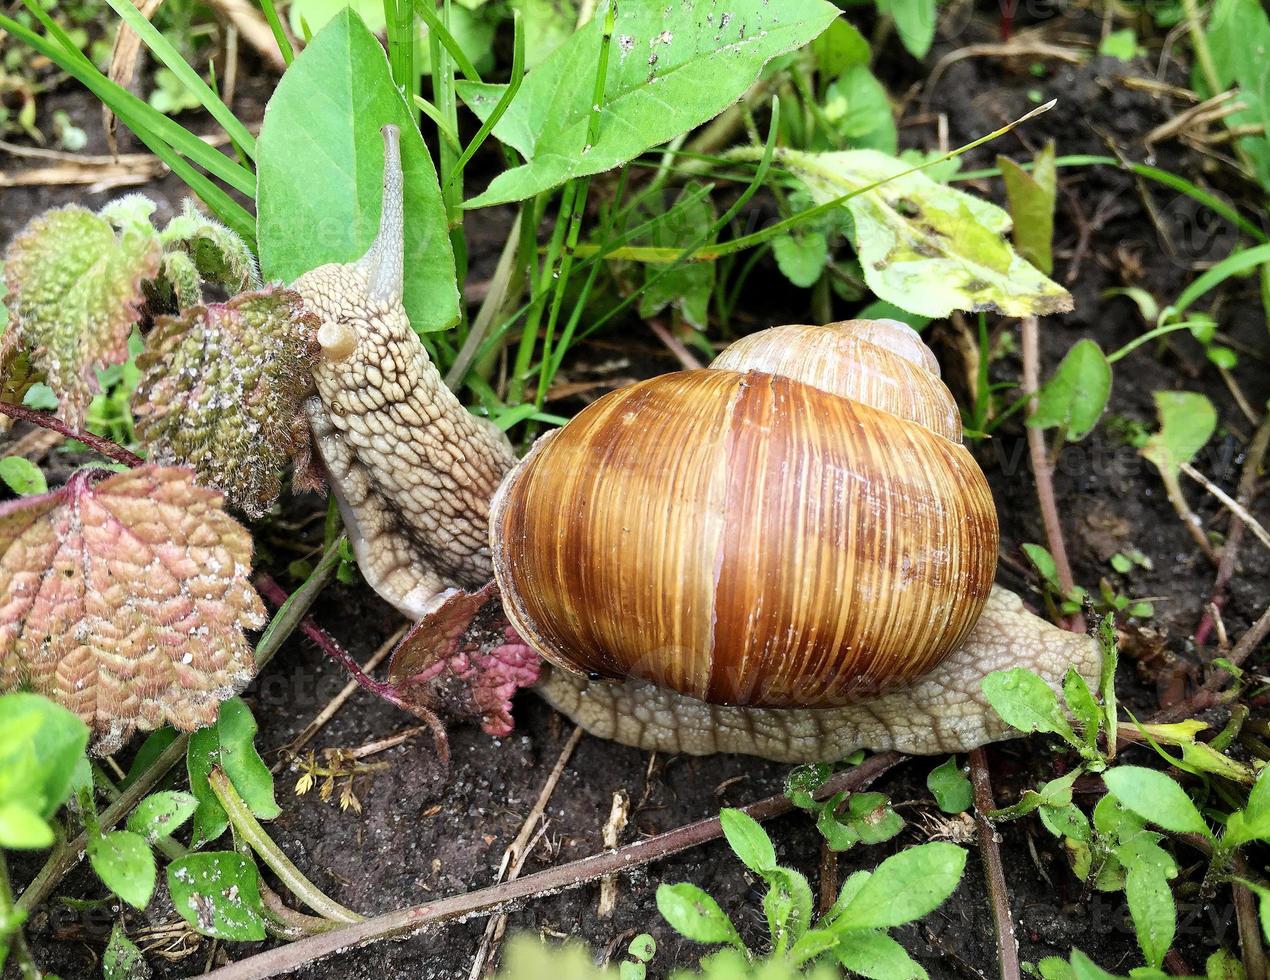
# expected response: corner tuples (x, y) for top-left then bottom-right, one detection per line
(489, 319), (999, 709)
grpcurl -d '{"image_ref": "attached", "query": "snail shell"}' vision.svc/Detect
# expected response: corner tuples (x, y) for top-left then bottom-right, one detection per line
(489, 319), (999, 709)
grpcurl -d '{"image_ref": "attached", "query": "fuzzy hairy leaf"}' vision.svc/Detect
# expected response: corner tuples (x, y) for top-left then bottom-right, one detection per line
(132, 288), (320, 517)
(2, 206), (160, 427)
(767, 148), (1073, 318)
(0, 467), (266, 754)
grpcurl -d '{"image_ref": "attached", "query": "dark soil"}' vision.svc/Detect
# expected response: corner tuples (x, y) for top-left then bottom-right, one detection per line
(2, 3), (1268, 979)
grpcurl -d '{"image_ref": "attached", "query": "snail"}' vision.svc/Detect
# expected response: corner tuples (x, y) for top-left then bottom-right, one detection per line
(293, 126), (1100, 763)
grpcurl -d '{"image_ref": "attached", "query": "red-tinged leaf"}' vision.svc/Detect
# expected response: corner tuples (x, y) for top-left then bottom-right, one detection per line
(132, 288), (321, 517)
(0, 466), (266, 753)
(389, 583), (541, 737)
(2, 205), (161, 428)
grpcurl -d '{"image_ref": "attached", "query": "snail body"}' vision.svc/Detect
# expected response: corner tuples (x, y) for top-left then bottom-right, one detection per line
(298, 127), (1100, 762)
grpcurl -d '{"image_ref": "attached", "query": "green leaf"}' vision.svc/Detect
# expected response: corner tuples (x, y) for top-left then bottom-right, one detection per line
(1063, 668), (1102, 752)
(833, 842), (967, 929)
(1205, 949), (1246, 980)
(1027, 339), (1112, 441)
(1223, 766), (1270, 847)
(1022, 542), (1059, 586)
(0, 802), (53, 849)
(834, 930), (929, 980)
(1126, 862), (1175, 970)
(927, 757), (972, 814)
(166, 851), (266, 941)
(0, 692), (90, 819)
(824, 65), (897, 154)
(103, 922), (151, 980)
(120, 728), (179, 791)
(998, 142), (1056, 274)
(0, 456), (46, 496)
(636, 183), (717, 328)
(256, 8), (459, 334)
(1098, 28), (1138, 60)
(982, 668), (1079, 746)
(1140, 392), (1217, 481)
(812, 19), (870, 75)
(773, 230), (829, 288)
(2, 204), (161, 427)
(763, 866), (815, 946)
(1102, 766), (1210, 837)
(1038, 801), (1090, 842)
(457, 0), (840, 207)
(878, 0), (937, 58)
(186, 726), (228, 847)
(126, 790), (199, 843)
(719, 808), (777, 874)
(627, 934), (656, 963)
(88, 830), (157, 909)
(656, 883), (742, 946)
(768, 148), (1073, 318)
(786, 762), (832, 809)
(215, 698), (280, 820)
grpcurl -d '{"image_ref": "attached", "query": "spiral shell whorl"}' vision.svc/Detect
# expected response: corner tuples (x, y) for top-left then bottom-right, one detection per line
(708, 319), (961, 443)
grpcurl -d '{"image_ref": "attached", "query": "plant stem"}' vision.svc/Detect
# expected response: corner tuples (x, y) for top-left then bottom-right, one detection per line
(0, 402), (143, 468)
(1151, 600), (1270, 723)
(969, 748), (1021, 980)
(1020, 316), (1085, 633)
(208, 770), (362, 924)
(1233, 855), (1268, 980)
(0, 853), (39, 980)
(201, 753), (904, 980)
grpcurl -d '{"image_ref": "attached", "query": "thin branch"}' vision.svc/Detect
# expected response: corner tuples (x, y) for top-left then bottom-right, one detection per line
(202, 752), (904, 980)
(0, 401), (143, 468)
(969, 747), (1021, 980)
(1233, 855), (1268, 980)
(1151, 601), (1270, 723)
(1019, 317), (1086, 633)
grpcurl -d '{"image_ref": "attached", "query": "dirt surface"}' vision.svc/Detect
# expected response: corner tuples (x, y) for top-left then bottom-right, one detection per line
(3, 3), (1269, 979)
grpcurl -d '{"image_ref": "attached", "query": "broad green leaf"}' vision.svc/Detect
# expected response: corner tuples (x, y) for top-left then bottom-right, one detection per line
(834, 930), (929, 980)
(812, 19), (870, 75)
(103, 922), (151, 980)
(982, 668), (1079, 745)
(166, 851), (266, 941)
(999, 142), (1056, 274)
(879, 0), (936, 59)
(0, 692), (89, 819)
(2, 204), (160, 427)
(256, 8), (459, 334)
(768, 148), (1073, 318)
(1022, 542), (1060, 586)
(788, 927), (840, 966)
(215, 698), (280, 820)
(1140, 392), (1217, 481)
(1038, 801), (1090, 842)
(824, 65), (897, 154)
(1028, 339), (1112, 441)
(126, 790), (199, 843)
(88, 830), (157, 909)
(1223, 766), (1270, 847)
(0, 801), (53, 849)
(655, 883), (742, 946)
(1038, 956), (1078, 980)
(457, 0), (840, 207)
(773, 230), (829, 288)
(719, 808), (776, 874)
(1126, 862), (1176, 970)
(1205, 949), (1246, 980)
(0, 457), (46, 496)
(1069, 950), (1120, 980)
(1102, 766), (1210, 837)
(927, 757), (972, 814)
(825, 869), (872, 924)
(834, 842), (967, 929)
(186, 725), (229, 847)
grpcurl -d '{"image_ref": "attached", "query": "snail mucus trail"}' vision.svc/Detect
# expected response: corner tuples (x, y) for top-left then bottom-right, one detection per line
(291, 125), (1101, 763)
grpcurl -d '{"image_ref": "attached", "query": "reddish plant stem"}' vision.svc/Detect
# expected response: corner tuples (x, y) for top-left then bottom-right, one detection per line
(1195, 413), (1270, 647)
(255, 575), (450, 769)
(202, 752), (905, 980)
(0, 401), (143, 468)
(969, 747), (1022, 980)
(1019, 318), (1086, 634)
(1234, 854), (1269, 980)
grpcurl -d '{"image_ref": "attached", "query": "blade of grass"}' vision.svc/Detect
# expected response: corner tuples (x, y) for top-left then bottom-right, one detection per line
(258, 0), (294, 66)
(412, 0), (482, 82)
(411, 94), (462, 152)
(1169, 244), (1270, 319)
(445, 8), (523, 194)
(384, 0), (418, 124)
(104, 0), (257, 159)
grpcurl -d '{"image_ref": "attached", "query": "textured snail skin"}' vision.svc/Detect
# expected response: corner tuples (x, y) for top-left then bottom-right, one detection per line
(536, 587), (1101, 761)
(292, 127), (516, 618)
